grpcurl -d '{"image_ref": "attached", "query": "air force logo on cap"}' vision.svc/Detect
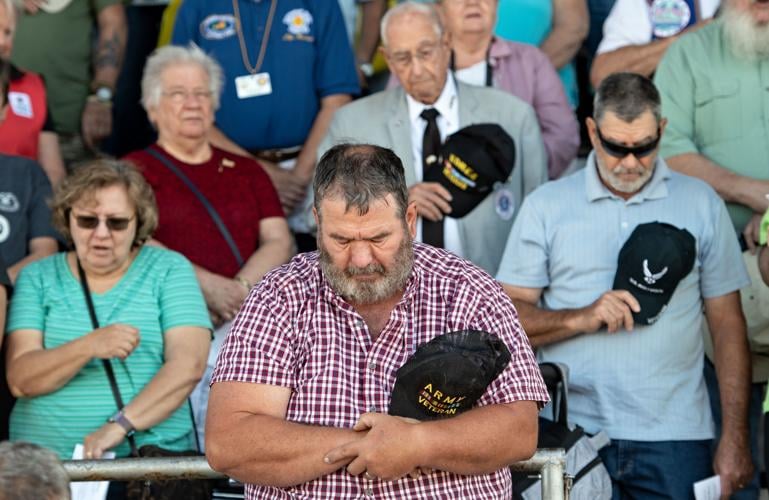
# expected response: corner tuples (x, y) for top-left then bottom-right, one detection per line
(613, 221), (696, 325)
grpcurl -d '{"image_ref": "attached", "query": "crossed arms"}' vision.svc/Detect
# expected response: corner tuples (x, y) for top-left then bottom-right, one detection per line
(205, 381), (539, 486)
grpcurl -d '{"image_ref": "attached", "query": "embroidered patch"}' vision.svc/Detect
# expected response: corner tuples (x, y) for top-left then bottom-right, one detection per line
(650, 0), (691, 38)
(8, 91), (33, 118)
(200, 14), (237, 40)
(0, 193), (20, 213)
(282, 8), (312, 35)
(494, 187), (515, 221)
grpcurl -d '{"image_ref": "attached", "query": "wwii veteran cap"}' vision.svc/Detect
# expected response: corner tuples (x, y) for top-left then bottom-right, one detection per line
(612, 222), (696, 325)
(422, 124), (515, 218)
(388, 330), (511, 421)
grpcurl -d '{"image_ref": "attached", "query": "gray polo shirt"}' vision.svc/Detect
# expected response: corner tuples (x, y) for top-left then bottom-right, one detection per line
(497, 153), (748, 441)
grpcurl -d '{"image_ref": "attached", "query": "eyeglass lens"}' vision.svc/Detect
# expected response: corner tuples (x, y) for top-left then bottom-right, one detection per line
(75, 215), (133, 231)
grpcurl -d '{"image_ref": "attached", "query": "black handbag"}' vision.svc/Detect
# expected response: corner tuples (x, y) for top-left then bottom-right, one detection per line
(77, 258), (212, 500)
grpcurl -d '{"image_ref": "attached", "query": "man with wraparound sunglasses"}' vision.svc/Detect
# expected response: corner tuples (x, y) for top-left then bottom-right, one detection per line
(497, 72), (753, 498)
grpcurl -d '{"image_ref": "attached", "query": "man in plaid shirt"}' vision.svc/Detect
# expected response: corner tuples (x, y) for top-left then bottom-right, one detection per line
(205, 144), (548, 499)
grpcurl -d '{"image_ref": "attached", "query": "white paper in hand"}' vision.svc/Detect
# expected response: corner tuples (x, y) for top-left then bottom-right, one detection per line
(693, 475), (721, 500)
(70, 444), (116, 500)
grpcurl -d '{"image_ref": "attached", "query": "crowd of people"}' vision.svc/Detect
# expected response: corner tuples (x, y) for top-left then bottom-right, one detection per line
(1, 0), (769, 499)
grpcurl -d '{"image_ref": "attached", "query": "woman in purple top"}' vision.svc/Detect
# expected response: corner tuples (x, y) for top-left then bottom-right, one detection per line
(439, 0), (580, 179)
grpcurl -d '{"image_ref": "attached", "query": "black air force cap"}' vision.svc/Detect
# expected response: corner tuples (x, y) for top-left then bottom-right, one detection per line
(422, 124), (515, 218)
(388, 330), (511, 421)
(612, 222), (696, 325)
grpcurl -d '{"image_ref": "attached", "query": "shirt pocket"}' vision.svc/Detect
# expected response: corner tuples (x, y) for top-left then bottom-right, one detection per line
(694, 80), (741, 144)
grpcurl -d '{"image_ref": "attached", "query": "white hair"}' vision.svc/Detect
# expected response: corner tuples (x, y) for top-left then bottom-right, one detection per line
(0, 441), (70, 500)
(380, 1), (444, 48)
(722, 1), (769, 60)
(140, 44), (224, 111)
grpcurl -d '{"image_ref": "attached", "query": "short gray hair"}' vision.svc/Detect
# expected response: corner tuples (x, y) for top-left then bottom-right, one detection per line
(141, 44), (224, 111)
(381, 1), (444, 48)
(593, 72), (662, 125)
(0, 441), (70, 500)
(313, 144), (409, 220)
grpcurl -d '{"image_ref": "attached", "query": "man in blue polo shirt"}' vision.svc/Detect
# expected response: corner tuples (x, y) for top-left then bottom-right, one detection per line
(172, 1), (359, 215)
(497, 73), (752, 498)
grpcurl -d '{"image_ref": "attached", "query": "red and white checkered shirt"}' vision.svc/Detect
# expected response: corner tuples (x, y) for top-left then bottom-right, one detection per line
(212, 243), (549, 499)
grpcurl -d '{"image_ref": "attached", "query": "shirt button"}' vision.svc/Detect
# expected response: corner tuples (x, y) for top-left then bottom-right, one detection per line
(621, 222), (628, 228)
(368, 361), (376, 371)
(365, 487), (374, 496)
(368, 405), (377, 412)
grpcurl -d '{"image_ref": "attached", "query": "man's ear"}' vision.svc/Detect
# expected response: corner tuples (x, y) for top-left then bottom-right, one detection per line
(406, 202), (417, 238)
(586, 117), (598, 149)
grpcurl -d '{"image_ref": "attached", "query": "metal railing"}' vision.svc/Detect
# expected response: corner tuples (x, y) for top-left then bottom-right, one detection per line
(63, 448), (569, 500)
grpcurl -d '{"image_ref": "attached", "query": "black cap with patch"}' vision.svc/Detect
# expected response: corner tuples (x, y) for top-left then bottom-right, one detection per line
(612, 222), (696, 325)
(388, 330), (511, 421)
(423, 124), (515, 218)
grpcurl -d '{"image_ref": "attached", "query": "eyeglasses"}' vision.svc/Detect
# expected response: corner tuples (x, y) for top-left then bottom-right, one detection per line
(73, 214), (135, 231)
(387, 42), (443, 70)
(595, 125), (661, 159)
(161, 89), (213, 103)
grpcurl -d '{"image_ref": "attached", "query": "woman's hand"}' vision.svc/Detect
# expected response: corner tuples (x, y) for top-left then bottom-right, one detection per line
(87, 324), (140, 360)
(83, 422), (127, 459)
(203, 275), (249, 322)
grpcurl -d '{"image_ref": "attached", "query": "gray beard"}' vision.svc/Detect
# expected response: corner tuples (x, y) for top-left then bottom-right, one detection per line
(319, 233), (414, 306)
(723, 6), (769, 61)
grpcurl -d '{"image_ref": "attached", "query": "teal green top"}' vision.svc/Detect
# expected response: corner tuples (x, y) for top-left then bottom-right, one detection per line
(6, 246), (212, 459)
(655, 20), (769, 234)
(494, 0), (578, 106)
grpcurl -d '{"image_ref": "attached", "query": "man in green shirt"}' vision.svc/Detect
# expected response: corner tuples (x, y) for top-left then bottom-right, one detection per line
(11, 0), (126, 165)
(655, 1), (769, 496)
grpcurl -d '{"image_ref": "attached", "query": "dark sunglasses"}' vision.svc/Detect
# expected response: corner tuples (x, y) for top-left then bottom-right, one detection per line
(595, 125), (661, 159)
(74, 214), (134, 231)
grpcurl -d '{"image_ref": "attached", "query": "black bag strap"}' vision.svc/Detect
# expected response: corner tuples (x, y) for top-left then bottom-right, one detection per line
(145, 147), (245, 268)
(76, 258), (139, 456)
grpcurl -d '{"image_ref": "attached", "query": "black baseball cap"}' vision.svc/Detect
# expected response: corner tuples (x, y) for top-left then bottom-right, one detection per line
(388, 330), (511, 421)
(612, 222), (696, 325)
(422, 124), (515, 218)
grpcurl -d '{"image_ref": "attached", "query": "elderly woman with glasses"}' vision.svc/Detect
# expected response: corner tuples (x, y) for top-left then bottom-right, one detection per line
(437, 0), (580, 179)
(4, 160), (212, 462)
(124, 44), (294, 446)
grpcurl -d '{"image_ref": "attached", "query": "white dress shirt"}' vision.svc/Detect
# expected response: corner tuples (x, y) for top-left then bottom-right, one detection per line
(406, 73), (464, 257)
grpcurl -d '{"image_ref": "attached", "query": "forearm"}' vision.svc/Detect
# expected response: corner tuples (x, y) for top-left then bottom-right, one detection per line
(237, 239), (294, 286)
(37, 132), (66, 186)
(121, 358), (205, 431)
(92, 5), (127, 90)
(416, 403), (538, 474)
(666, 153), (769, 212)
(209, 126), (254, 157)
(207, 413), (361, 486)
(7, 336), (94, 397)
(512, 300), (583, 346)
(193, 264), (226, 303)
(590, 39), (674, 88)
(356, 0), (386, 64)
(541, 0), (588, 69)
(294, 94), (352, 181)
(710, 310), (751, 447)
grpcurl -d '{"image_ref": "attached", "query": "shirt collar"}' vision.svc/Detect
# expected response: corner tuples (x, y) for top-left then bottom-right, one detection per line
(585, 151), (671, 204)
(406, 72), (458, 126)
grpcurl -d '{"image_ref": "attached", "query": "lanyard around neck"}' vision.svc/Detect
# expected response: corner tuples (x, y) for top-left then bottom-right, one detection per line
(449, 40), (494, 87)
(232, 0), (277, 74)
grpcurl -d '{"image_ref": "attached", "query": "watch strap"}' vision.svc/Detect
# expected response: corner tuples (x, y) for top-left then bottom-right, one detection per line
(109, 410), (136, 437)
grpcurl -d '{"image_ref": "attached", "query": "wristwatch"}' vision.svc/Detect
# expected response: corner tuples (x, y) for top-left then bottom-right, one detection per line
(90, 85), (113, 104)
(359, 62), (374, 78)
(108, 410), (136, 437)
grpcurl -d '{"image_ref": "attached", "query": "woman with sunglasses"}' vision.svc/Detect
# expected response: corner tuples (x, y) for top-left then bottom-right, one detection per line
(4, 160), (212, 467)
